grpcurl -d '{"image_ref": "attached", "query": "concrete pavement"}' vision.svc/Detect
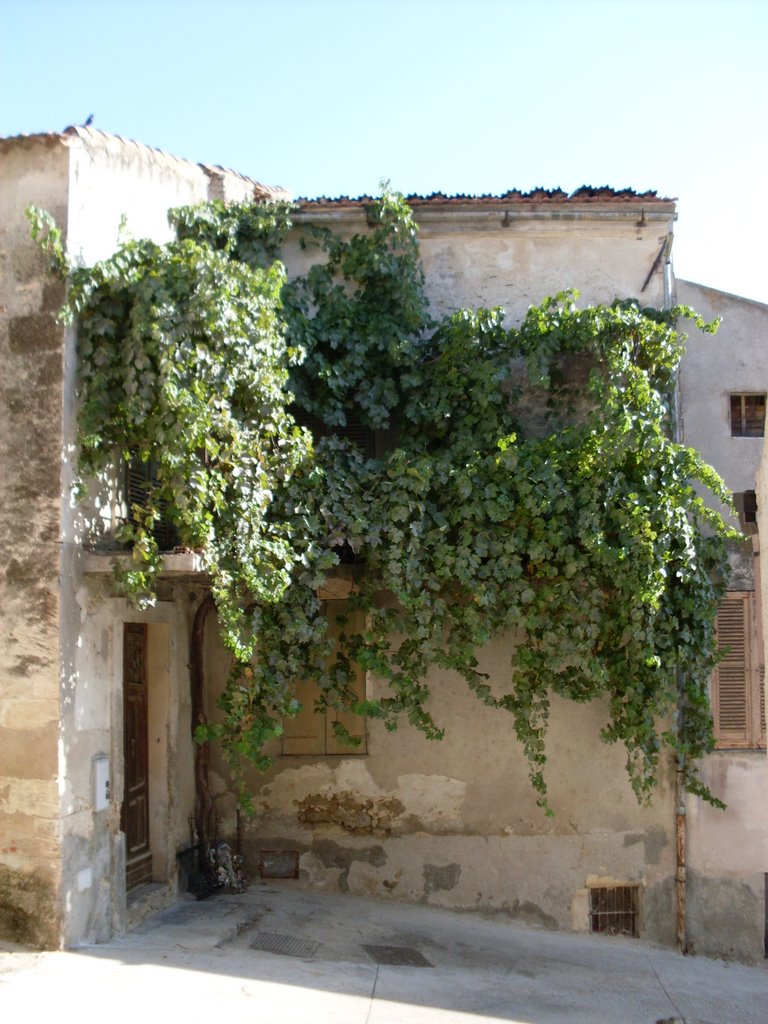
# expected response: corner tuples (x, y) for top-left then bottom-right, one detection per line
(1, 884), (766, 1023)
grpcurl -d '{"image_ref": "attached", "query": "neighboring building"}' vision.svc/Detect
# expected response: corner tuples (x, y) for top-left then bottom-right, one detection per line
(0, 127), (764, 958)
(678, 281), (768, 958)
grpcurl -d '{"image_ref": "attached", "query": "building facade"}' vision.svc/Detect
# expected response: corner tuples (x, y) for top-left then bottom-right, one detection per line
(0, 128), (764, 957)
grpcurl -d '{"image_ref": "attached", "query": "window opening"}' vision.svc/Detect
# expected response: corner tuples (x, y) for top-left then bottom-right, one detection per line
(125, 458), (179, 551)
(292, 407), (375, 457)
(734, 491), (759, 535)
(281, 601), (367, 756)
(589, 885), (639, 937)
(730, 394), (766, 437)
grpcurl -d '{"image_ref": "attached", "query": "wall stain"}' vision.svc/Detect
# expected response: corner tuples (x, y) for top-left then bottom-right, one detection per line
(642, 825), (668, 866)
(8, 654), (50, 677)
(296, 791), (404, 836)
(423, 862), (461, 898)
(507, 899), (559, 930)
(312, 838), (387, 892)
(623, 832), (643, 848)
(0, 864), (58, 948)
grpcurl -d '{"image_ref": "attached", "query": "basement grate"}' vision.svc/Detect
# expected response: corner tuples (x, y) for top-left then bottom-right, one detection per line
(589, 885), (639, 937)
(363, 944), (433, 967)
(249, 931), (319, 958)
(258, 849), (299, 879)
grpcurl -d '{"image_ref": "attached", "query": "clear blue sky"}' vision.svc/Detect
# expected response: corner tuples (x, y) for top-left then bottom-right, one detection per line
(2, 0), (766, 304)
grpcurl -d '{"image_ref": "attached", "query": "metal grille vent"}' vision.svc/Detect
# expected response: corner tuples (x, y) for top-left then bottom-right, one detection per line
(249, 931), (319, 958)
(363, 944), (433, 967)
(589, 885), (639, 937)
(258, 849), (299, 879)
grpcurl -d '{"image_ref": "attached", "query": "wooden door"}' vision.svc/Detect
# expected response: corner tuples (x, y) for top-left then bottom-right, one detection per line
(122, 623), (152, 890)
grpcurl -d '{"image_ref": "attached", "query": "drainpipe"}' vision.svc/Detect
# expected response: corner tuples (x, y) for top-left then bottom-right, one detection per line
(663, 232), (674, 311)
(675, 762), (688, 953)
(668, 218), (688, 952)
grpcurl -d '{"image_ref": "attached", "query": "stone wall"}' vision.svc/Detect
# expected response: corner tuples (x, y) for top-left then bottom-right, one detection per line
(0, 135), (70, 946)
(0, 128), (283, 947)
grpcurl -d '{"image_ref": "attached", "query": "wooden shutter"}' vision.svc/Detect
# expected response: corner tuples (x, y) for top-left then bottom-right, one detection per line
(325, 606), (367, 755)
(125, 458), (178, 551)
(281, 675), (325, 755)
(713, 592), (766, 749)
(281, 603), (367, 755)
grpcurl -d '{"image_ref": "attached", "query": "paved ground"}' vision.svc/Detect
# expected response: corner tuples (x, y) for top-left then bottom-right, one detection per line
(1, 884), (767, 1023)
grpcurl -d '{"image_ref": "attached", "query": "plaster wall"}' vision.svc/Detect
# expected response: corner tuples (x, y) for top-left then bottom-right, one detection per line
(684, 752), (768, 960)
(417, 216), (670, 320)
(286, 204), (673, 321)
(204, 626), (678, 946)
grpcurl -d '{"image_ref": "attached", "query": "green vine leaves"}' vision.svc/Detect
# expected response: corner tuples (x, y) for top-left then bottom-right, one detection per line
(32, 188), (735, 812)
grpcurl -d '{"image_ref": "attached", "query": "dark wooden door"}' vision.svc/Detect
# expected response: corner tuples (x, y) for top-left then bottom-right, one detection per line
(122, 623), (152, 890)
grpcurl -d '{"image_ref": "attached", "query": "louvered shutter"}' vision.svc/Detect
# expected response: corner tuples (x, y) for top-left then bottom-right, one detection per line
(281, 675), (325, 755)
(281, 602), (367, 756)
(125, 458), (178, 551)
(713, 592), (765, 749)
(325, 606), (367, 755)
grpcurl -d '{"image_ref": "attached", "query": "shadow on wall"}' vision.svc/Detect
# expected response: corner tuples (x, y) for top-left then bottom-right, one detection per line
(0, 863), (59, 948)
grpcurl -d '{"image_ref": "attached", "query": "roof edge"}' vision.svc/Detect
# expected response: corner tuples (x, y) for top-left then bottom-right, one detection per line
(0, 127), (291, 202)
(297, 186), (676, 208)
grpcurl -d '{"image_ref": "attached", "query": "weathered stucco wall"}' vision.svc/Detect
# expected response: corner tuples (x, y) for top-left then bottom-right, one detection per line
(0, 135), (70, 946)
(203, 625), (677, 944)
(685, 752), (768, 959)
(677, 280), (768, 959)
(289, 200), (672, 322)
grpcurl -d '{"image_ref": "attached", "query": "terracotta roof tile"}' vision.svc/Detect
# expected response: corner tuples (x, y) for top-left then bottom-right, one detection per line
(297, 186), (674, 208)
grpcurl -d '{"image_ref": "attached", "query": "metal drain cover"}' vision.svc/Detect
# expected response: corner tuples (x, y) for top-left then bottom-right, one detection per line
(363, 944), (433, 967)
(249, 931), (319, 958)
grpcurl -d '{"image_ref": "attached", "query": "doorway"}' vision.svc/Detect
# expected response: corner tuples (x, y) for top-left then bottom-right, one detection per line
(122, 623), (152, 890)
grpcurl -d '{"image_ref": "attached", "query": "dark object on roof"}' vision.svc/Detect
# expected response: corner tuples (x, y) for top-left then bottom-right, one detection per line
(297, 185), (673, 208)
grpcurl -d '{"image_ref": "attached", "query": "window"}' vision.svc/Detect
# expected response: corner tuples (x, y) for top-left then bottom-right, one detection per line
(730, 394), (766, 437)
(125, 458), (178, 551)
(589, 886), (639, 937)
(281, 602), (367, 755)
(292, 406), (399, 461)
(712, 592), (766, 749)
(734, 490), (759, 535)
